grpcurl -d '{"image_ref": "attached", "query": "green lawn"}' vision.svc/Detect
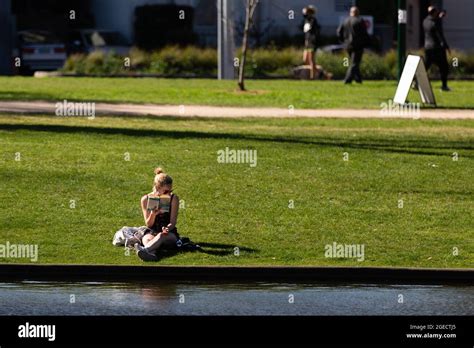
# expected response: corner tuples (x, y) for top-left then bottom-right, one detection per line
(0, 77), (473, 109)
(0, 114), (472, 267)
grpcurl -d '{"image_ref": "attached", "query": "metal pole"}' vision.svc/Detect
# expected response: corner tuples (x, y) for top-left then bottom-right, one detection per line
(397, 0), (407, 80)
(0, 0), (13, 75)
(218, 0), (224, 79)
(218, 0), (234, 80)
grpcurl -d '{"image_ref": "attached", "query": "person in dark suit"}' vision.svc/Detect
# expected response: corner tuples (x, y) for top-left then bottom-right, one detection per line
(337, 6), (369, 84)
(423, 6), (450, 91)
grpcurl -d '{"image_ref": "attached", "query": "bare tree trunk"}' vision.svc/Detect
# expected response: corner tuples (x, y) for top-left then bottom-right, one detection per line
(238, 0), (259, 91)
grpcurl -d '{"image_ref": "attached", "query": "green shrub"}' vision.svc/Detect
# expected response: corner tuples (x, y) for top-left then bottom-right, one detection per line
(129, 47), (151, 70)
(316, 52), (347, 79)
(62, 54), (87, 75)
(361, 52), (393, 79)
(383, 50), (398, 78)
(62, 51), (125, 75)
(448, 50), (474, 76)
(61, 46), (474, 79)
(146, 46), (217, 76)
(407, 49), (474, 78)
(247, 47), (301, 77)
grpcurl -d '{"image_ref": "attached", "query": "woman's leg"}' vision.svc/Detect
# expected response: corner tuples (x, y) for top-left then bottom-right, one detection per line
(135, 233), (162, 261)
(142, 234), (154, 246)
(144, 232), (178, 253)
(309, 51), (316, 79)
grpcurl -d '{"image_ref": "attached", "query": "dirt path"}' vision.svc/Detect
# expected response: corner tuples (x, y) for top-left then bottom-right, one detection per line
(0, 100), (472, 119)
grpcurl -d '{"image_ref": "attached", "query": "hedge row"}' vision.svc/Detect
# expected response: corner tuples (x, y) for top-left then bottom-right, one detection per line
(62, 46), (474, 79)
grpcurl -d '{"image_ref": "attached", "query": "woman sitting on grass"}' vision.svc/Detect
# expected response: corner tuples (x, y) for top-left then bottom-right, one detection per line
(135, 167), (180, 261)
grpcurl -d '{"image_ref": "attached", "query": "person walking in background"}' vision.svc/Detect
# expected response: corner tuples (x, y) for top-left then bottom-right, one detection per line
(301, 5), (321, 80)
(438, 9), (451, 86)
(337, 6), (369, 84)
(423, 6), (451, 91)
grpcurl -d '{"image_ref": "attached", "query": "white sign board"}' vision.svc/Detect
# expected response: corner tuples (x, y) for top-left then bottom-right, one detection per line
(394, 55), (436, 106)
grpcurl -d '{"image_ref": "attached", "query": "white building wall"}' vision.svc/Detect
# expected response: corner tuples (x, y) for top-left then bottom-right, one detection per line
(443, 0), (474, 50)
(90, 0), (356, 45)
(89, 0), (473, 51)
(406, 0), (420, 49)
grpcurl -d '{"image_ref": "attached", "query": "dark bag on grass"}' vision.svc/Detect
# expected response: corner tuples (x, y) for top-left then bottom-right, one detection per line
(176, 237), (201, 252)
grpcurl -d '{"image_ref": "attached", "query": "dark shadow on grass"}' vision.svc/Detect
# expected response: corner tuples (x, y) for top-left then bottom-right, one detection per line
(360, 188), (473, 196)
(116, 114), (232, 122)
(0, 91), (58, 101)
(423, 105), (474, 110)
(0, 123), (473, 158)
(156, 249), (180, 260)
(155, 243), (257, 260)
(196, 242), (257, 257)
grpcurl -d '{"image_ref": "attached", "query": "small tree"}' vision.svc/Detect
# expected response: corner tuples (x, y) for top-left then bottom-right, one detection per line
(238, 0), (259, 91)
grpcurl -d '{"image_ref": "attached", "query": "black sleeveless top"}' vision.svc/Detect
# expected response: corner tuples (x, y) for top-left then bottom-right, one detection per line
(150, 193), (178, 235)
(301, 16), (321, 49)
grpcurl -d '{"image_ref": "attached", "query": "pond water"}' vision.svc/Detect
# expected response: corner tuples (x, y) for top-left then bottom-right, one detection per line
(0, 281), (472, 316)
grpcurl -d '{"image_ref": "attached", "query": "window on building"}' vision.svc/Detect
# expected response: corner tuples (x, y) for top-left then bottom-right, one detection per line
(335, 0), (355, 12)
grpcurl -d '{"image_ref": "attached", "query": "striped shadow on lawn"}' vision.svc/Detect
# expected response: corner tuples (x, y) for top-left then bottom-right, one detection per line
(0, 115), (472, 267)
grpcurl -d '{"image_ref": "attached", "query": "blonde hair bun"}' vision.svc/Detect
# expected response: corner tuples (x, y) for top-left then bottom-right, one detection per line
(152, 167), (173, 192)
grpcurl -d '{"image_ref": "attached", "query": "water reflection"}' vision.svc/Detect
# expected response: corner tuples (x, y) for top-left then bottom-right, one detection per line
(0, 281), (472, 316)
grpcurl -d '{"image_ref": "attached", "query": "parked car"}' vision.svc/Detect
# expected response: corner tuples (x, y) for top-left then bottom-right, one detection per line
(67, 30), (131, 55)
(318, 44), (377, 55)
(318, 44), (345, 54)
(17, 30), (67, 74)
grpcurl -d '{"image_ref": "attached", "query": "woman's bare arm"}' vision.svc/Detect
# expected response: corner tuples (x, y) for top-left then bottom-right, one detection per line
(166, 195), (179, 231)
